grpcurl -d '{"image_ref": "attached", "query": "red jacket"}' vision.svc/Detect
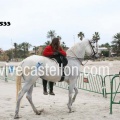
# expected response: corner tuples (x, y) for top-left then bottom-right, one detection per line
(43, 45), (66, 57)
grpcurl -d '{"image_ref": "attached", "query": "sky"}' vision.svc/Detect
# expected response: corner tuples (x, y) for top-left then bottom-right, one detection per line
(0, 0), (120, 50)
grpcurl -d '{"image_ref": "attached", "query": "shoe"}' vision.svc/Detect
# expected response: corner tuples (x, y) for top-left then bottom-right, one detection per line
(43, 91), (48, 95)
(49, 91), (55, 95)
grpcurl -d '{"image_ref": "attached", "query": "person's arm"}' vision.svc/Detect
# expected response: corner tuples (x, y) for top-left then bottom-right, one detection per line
(43, 46), (54, 57)
(59, 48), (66, 56)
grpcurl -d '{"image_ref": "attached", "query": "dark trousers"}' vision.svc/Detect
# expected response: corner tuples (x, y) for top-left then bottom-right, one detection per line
(42, 79), (54, 92)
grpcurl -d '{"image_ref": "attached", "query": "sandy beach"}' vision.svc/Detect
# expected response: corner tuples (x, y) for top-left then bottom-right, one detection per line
(0, 60), (120, 120)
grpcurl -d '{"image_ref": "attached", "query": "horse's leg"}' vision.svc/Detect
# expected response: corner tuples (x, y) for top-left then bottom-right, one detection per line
(67, 81), (75, 113)
(72, 86), (78, 104)
(26, 85), (43, 115)
(14, 82), (32, 119)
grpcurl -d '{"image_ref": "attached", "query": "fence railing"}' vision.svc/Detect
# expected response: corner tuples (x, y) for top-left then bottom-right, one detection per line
(110, 74), (120, 114)
(77, 72), (104, 96)
(0, 65), (120, 98)
(104, 74), (120, 98)
(36, 72), (105, 97)
(0, 65), (111, 97)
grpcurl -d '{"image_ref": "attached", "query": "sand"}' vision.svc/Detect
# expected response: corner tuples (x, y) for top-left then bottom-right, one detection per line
(0, 60), (120, 120)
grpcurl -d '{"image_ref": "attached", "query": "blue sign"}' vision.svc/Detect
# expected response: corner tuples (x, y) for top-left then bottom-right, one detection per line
(9, 66), (14, 73)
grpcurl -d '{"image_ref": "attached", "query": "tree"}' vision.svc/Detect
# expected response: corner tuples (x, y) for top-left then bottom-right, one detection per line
(47, 30), (56, 40)
(92, 32), (100, 43)
(40, 40), (51, 54)
(33, 46), (39, 55)
(45, 41), (51, 46)
(100, 43), (111, 48)
(61, 41), (66, 49)
(100, 43), (111, 57)
(101, 51), (109, 57)
(78, 32), (85, 41)
(111, 33), (120, 55)
(0, 48), (3, 54)
(14, 43), (17, 58)
(57, 35), (62, 40)
(5, 49), (13, 60)
(17, 42), (31, 58)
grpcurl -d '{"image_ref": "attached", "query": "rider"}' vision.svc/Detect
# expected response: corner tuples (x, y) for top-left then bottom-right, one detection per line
(42, 37), (67, 95)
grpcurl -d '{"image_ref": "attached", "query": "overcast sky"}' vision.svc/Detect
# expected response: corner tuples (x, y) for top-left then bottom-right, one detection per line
(0, 0), (120, 50)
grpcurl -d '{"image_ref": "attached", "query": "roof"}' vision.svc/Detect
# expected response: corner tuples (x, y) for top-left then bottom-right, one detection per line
(98, 47), (108, 50)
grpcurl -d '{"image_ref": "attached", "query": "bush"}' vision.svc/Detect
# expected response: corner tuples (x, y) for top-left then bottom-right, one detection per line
(101, 51), (109, 57)
(0, 54), (9, 61)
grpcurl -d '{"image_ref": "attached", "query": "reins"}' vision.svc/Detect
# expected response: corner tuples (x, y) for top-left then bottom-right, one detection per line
(67, 51), (88, 66)
(67, 40), (97, 66)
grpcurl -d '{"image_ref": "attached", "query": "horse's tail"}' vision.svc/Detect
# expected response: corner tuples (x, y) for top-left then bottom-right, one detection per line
(16, 61), (24, 100)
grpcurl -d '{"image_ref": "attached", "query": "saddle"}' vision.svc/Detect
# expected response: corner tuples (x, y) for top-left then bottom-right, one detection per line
(50, 55), (68, 82)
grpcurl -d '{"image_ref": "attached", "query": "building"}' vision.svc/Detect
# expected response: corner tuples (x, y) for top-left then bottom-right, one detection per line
(98, 47), (108, 54)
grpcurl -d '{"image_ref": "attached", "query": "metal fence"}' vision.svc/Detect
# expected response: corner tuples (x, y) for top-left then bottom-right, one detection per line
(104, 74), (120, 98)
(109, 74), (120, 114)
(77, 72), (104, 96)
(36, 72), (104, 96)
(0, 65), (104, 96)
(0, 65), (120, 99)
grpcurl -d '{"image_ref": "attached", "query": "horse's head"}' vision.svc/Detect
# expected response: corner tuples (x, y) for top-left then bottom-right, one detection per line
(85, 40), (99, 59)
(66, 39), (99, 62)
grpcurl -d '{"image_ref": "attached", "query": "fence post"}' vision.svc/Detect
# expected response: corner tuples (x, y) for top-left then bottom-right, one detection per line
(5, 63), (8, 82)
(110, 79), (113, 114)
(110, 73), (120, 114)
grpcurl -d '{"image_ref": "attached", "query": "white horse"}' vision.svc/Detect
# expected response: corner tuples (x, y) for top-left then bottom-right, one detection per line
(14, 39), (99, 119)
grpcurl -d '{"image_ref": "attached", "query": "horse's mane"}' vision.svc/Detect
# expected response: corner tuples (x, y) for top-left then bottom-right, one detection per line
(66, 40), (88, 58)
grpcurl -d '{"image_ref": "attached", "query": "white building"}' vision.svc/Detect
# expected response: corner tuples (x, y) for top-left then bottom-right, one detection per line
(98, 47), (108, 54)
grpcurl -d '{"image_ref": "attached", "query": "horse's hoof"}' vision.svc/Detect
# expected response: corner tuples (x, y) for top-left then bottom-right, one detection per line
(69, 111), (72, 113)
(14, 114), (20, 119)
(36, 109), (44, 115)
(69, 110), (74, 113)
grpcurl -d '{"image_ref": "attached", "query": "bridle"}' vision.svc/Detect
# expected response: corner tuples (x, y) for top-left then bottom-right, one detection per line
(88, 40), (98, 58)
(68, 40), (98, 66)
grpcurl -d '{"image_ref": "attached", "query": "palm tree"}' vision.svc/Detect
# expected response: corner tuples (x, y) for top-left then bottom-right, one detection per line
(92, 32), (100, 43)
(22, 43), (26, 58)
(47, 30), (56, 40)
(19, 42), (31, 58)
(61, 41), (67, 50)
(42, 40), (51, 52)
(57, 35), (62, 40)
(14, 43), (17, 58)
(45, 41), (51, 46)
(78, 32), (85, 41)
(33, 46), (39, 55)
(112, 33), (120, 55)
